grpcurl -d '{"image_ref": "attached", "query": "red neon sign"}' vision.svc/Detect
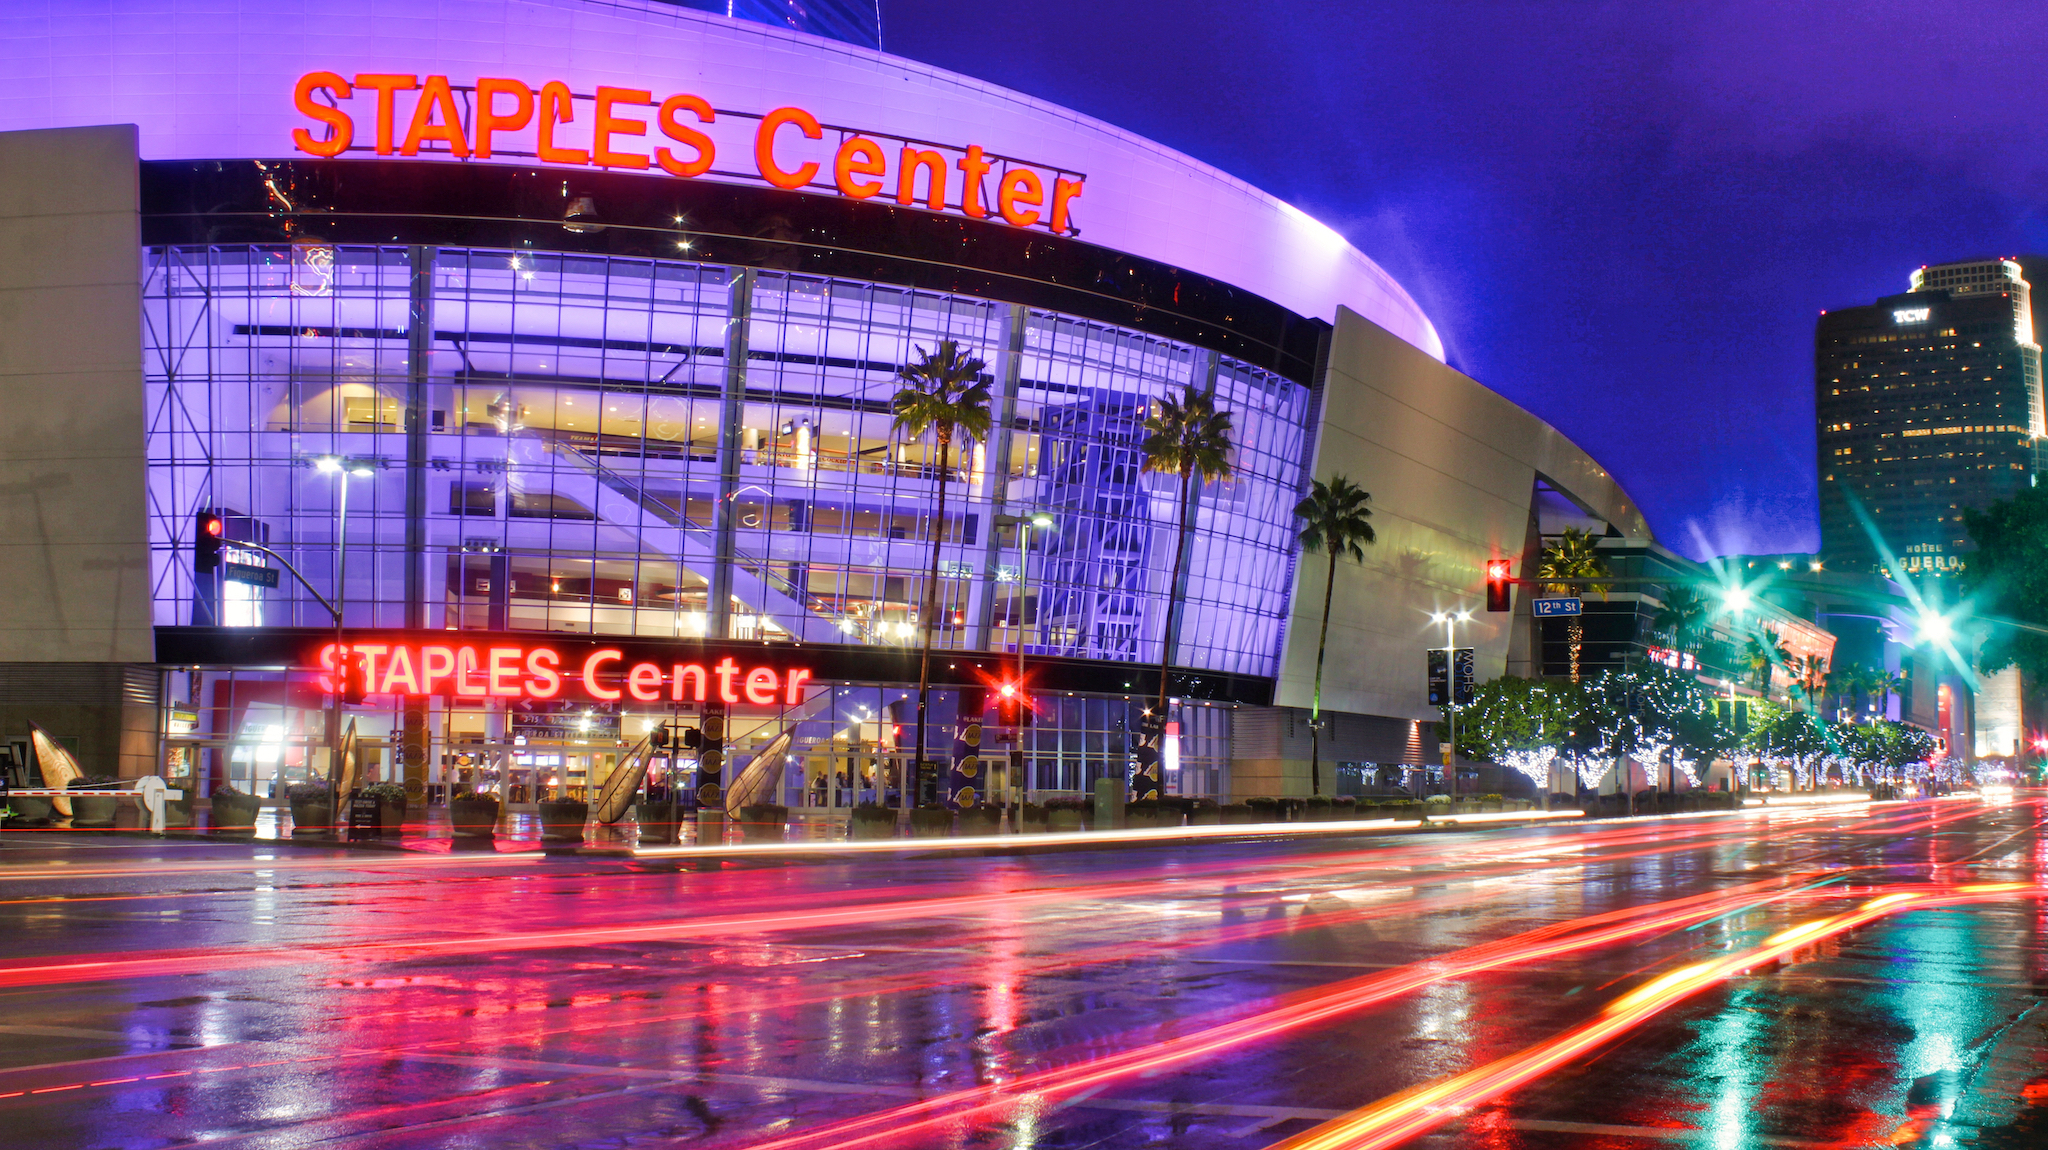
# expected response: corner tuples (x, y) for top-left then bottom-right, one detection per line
(315, 642), (812, 705)
(289, 72), (1085, 234)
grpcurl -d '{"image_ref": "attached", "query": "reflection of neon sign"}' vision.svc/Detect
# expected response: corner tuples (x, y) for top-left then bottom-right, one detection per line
(1643, 644), (1697, 671)
(289, 71), (1085, 233)
(315, 642), (811, 705)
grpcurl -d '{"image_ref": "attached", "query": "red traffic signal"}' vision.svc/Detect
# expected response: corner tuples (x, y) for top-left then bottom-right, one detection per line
(342, 650), (369, 705)
(995, 680), (1024, 726)
(1485, 559), (1513, 612)
(195, 511), (226, 573)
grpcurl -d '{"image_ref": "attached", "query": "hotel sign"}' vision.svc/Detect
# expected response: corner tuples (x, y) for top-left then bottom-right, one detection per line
(314, 641), (813, 706)
(290, 71), (1085, 233)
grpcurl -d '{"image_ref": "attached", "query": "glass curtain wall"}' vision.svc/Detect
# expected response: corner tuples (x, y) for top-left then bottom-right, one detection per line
(142, 244), (1308, 679)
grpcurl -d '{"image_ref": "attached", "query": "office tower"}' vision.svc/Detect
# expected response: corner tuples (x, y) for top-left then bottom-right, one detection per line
(1816, 259), (2045, 578)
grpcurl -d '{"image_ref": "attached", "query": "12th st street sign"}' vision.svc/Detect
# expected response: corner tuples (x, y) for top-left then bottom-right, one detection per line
(1531, 597), (1583, 617)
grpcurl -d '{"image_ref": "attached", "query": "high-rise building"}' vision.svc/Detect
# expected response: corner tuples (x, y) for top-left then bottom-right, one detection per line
(1816, 258), (2045, 579)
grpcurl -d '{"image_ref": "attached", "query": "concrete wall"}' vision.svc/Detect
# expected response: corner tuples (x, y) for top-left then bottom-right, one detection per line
(0, 124), (151, 663)
(1242, 306), (1648, 795)
(0, 123), (149, 662)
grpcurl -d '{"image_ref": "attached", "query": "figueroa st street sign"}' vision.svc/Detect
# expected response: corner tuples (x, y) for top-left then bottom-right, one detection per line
(290, 72), (1086, 233)
(314, 641), (813, 706)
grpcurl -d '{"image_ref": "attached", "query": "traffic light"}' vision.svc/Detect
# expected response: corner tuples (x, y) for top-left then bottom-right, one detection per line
(995, 680), (1023, 727)
(195, 511), (226, 573)
(1485, 559), (1512, 612)
(342, 650), (368, 705)
(650, 723), (671, 749)
(679, 726), (703, 750)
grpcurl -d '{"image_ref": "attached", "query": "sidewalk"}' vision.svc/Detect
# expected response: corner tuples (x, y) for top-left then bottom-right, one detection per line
(4, 803), (1599, 858)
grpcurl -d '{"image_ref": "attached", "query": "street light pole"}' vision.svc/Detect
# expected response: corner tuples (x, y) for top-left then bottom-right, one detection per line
(1431, 609), (1471, 801)
(997, 510), (1055, 809)
(316, 455), (376, 831)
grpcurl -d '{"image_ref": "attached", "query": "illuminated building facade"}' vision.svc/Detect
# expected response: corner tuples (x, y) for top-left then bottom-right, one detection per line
(1816, 259), (2046, 579)
(0, 1), (1645, 803)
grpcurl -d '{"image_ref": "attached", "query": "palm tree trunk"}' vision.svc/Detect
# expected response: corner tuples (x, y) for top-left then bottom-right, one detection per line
(1310, 552), (1337, 797)
(912, 435), (951, 812)
(1567, 618), (1583, 684)
(1155, 468), (1193, 718)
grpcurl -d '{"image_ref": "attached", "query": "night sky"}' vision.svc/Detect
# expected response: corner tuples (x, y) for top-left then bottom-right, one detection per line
(881, 1), (2048, 559)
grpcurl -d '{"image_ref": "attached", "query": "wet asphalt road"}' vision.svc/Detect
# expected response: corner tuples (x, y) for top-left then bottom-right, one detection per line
(1, 797), (2045, 1149)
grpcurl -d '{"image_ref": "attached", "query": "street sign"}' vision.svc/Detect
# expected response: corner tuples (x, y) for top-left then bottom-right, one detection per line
(224, 561), (279, 588)
(1452, 647), (1476, 706)
(1531, 596), (1582, 617)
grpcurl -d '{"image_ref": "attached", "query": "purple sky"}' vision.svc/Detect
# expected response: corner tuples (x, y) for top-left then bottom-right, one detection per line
(882, 1), (2048, 559)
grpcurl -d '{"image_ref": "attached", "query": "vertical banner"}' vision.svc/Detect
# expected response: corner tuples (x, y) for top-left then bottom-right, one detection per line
(948, 689), (986, 809)
(1130, 711), (1165, 801)
(699, 700), (727, 809)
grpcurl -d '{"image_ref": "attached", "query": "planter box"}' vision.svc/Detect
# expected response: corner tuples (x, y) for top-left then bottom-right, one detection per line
(956, 809), (1001, 836)
(1125, 808), (1181, 830)
(635, 802), (679, 843)
(165, 781), (197, 826)
(537, 800), (588, 842)
(451, 798), (501, 837)
(908, 809), (952, 838)
(1018, 811), (1051, 834)
(738, 805), (788, 843)
(849, 812), (896, 840)
(1188, 809), (1221, 827)
(68, 792), (119, 827)
(5, 795), (53, 824)
(289, 798), (332, 836)
(210, 796), (259, 830)
(1047, 809), (1087, 833)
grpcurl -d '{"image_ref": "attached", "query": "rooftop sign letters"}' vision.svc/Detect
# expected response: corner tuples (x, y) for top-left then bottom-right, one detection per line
(291, 72), (1085, 233)
(315, 641), (812, 706)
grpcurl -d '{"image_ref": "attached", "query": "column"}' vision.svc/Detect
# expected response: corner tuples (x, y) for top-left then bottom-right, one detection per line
(709, 269), (754, 639)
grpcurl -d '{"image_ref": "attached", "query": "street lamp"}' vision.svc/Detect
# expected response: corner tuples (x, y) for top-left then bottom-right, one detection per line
(315, 454), (381, 825)
(995, 510), (1055, 807)
(1429, 608), (1472, 801)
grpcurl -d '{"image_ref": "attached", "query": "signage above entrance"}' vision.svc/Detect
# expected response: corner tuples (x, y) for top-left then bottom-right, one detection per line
(289, 72), (1086, 235)
(314, 641), (812, 706)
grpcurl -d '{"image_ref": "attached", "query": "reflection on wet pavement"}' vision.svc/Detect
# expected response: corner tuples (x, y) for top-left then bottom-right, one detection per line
(0, 795), (2043, 1148)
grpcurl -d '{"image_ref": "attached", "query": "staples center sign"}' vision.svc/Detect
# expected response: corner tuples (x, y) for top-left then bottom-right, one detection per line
(290, 71), (1085, 232)
(315, 642), (813, 706)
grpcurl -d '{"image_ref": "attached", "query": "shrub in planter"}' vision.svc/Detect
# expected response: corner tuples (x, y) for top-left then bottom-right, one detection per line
(1125, 799), (1180, 830)
(537, 796), (589, 842)
(1245, 796), (1279, 822)
(908, 804), (952, 838)
(1548, 792), (1578, 810)
(1276, 797), (1307, 822)
(450, 786), (502, 838)
(738, 803), (789, 842)
(1018, 802), (1051, 833)
(1044, 796), (1089, 832)
(1331, 795), (1358, 820)
(1358, 801), (1395, 821)
(849, 801), (897, 840)
(1305, 795), (1334, 821)
(5, 793), (53, 825)
(1220, 801), (1256, 825)
(65, 776), (122, 827)
(956, 806), (1002, 836)
(361, 782), (409, 833)
(634, 799), (679, 843)
(1187, 796), (1221, 826)
(1480, 792), (1504, 813)
(209, 784), (259, 830)
(286, 782), (332, 836)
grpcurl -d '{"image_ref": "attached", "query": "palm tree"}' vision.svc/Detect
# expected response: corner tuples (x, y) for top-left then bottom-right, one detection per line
(1294, 475), (1376, 797)
(1795, 654), (1830, 708)
(1536, 527), (1611, 683)
(1140, 385), (1235, 719)
(1742, 627), (1792, 693)
(1650, 586), (1708, 654)
(891, 341), (993, 804)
